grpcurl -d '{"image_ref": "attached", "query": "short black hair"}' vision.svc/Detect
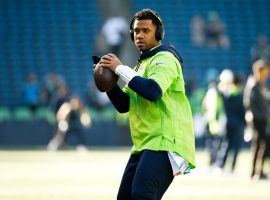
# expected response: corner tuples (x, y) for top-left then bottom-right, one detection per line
(133, 9), (163, 28)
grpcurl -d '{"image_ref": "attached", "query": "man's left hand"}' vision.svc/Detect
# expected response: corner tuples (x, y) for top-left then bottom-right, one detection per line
(99, 53), (123, 72)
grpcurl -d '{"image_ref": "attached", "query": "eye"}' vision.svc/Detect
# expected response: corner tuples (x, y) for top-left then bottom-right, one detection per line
(143, 29), (150, 33)
(134, 29), (140, 34)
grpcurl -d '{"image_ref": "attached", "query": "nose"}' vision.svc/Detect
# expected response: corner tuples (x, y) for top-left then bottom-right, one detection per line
(136, 31), (144, 39)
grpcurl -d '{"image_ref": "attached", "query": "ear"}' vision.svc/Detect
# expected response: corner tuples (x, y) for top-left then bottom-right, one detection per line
(130, 30), (134, 41)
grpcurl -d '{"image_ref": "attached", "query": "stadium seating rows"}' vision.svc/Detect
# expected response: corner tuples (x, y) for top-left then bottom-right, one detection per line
(1, 0), (270, 106)
(0, 0), (101, 106)
(132, 0), (270, 81)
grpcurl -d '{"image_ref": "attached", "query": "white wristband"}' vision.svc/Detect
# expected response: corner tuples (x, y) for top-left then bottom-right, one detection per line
(115, 65), (139, 84)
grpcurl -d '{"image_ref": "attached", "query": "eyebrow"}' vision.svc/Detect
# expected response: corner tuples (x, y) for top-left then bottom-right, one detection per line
(134, 27), (150, 31)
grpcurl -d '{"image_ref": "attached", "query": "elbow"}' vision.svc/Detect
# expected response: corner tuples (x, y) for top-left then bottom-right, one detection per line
(116, 107), (129, 113)
(147, 93), (162, 102)
(115, 104), (129, 113)
(147, 84), (162, 102)
(118, 110), (129, 114)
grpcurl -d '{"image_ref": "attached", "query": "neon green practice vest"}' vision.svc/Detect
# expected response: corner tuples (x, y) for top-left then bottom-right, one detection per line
(123, 50), (195, 168)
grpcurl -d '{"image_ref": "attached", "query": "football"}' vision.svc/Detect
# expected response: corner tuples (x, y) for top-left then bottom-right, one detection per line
(94, 63), (119, 92)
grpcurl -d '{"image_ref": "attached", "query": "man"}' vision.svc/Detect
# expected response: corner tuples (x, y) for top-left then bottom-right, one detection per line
(248, 59), (269, 181)
(202, 75), (226, 167)
(216, 71), (246, 172)
(47, 95), (91, 151)
(96, 9), (195, 199)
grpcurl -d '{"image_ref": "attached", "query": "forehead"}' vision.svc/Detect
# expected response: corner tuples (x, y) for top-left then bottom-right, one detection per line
(133, 19), (155, 29)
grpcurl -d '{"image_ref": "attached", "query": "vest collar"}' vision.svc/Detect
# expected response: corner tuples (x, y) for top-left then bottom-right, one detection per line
(138, 44), (183, 65)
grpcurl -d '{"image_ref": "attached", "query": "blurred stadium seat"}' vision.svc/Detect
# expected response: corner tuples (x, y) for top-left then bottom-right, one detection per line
(35, 106), (56, 124)
(13, 106), (33, 121)
(0, 106), (12, 122)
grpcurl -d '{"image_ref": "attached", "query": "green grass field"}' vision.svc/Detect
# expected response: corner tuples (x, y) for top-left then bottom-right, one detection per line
(0, 148), (269, 200)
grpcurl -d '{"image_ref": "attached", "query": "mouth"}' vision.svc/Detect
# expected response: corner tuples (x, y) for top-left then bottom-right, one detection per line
(136, 41), (145, 48)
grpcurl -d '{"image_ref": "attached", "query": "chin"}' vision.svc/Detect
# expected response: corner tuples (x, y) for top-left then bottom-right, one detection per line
(137, 46), (149, 52)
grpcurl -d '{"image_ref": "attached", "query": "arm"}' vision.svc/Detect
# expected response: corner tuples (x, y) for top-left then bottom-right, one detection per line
(106, 85), (130, 113)
(99, 54), (162, 102)
(56, 102), (71, 121)
(115, 65), (162, 101)
(128, 76), (162, 101)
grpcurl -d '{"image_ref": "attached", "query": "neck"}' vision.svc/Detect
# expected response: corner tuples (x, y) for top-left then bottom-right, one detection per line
(141, 43), (161, 53)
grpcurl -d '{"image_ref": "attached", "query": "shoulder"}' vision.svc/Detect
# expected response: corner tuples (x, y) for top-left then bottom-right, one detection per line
(151, 51), (181, 66)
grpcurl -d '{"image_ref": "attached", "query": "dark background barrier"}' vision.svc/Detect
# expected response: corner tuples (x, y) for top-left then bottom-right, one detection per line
(0, 119), (214, 149)
(0, 120), (132, 147)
